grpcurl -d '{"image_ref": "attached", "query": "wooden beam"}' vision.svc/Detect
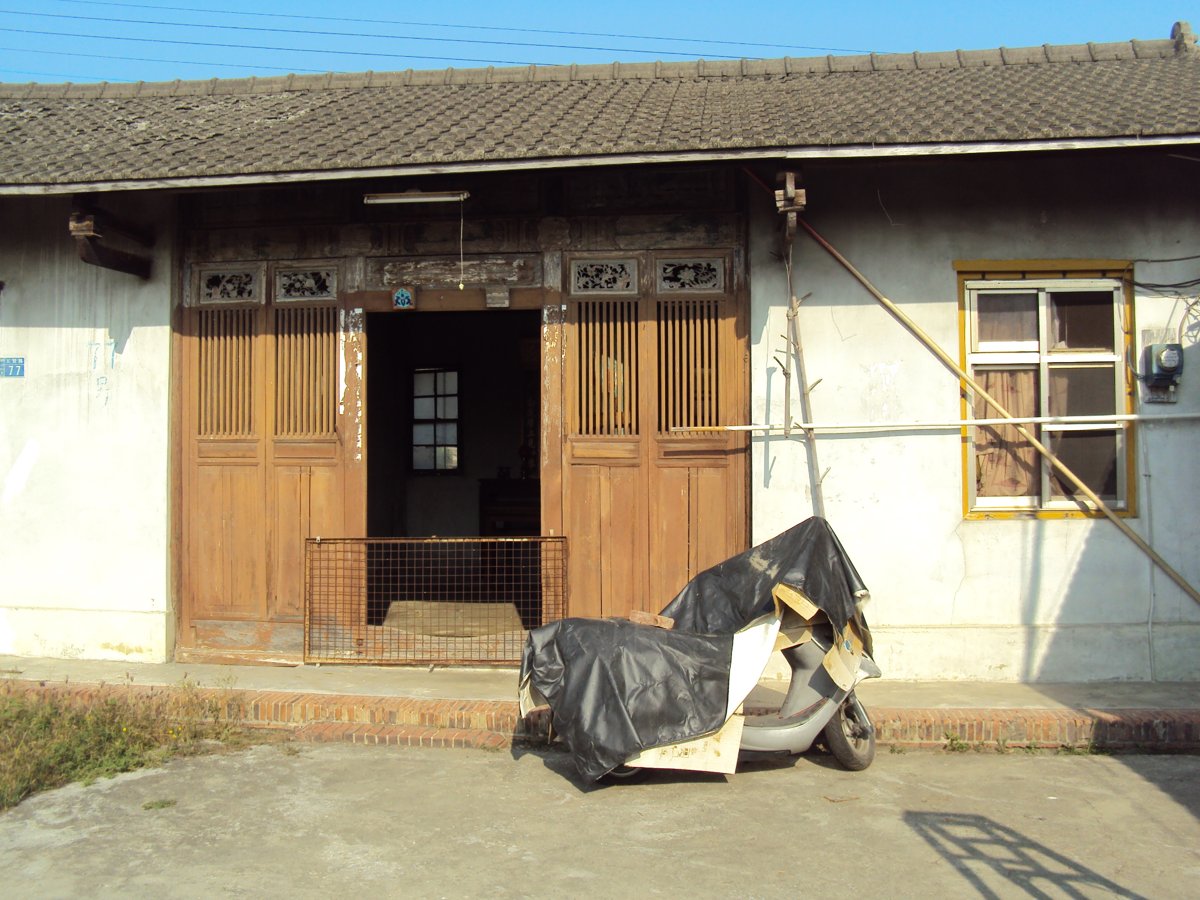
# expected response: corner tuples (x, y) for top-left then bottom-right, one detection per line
(72, 233), (152, 279)
(69, 209), (155, 248)
(69, 210), (154, 279)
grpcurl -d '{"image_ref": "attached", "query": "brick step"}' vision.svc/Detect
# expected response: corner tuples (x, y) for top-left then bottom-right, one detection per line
(294, 722), (512, 749)
(232, 691), (525, 736)
(1, 680), (531, 746)
(870, 706), (1200, 751)
(7, 679), (1198, 753)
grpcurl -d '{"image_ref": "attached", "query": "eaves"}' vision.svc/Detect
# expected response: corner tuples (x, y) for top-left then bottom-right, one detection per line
(2, 133), (1199, 196)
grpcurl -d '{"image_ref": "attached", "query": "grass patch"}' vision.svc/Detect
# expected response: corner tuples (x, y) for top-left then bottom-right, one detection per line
(943, 732), (971, 753)
(0, 678), (249, 811)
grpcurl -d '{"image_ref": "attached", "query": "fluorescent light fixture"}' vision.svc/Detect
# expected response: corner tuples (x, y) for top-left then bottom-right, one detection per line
(363, 190), (470, 204)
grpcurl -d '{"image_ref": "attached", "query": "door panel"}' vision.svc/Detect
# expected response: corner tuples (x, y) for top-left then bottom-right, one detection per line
(598, 465), (646, 617)
(182, 290), (354, 656)
(564, 464), (645, 618)
(190, 463), (266, 619)
(563, 252), (746, 618)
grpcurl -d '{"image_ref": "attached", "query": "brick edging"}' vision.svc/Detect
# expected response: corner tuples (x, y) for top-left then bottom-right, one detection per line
(1, 678), (529, 741)
(6, 679), (1197, 753)
(872, 706), (1200, 751)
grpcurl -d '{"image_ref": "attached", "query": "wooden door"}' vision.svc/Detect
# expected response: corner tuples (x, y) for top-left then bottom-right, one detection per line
(562, 252), (746, 618)
(180, 272), (355, 660)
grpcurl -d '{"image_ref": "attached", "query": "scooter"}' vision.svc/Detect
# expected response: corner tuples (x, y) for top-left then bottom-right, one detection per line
(739, 621), (881, 769)
(519, 518), (877, 784)
(601, 616), (881, 782)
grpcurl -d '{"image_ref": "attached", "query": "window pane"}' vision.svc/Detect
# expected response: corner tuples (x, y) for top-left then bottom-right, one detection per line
(413, 397), (435, 419)
(413, 371), (435, 395)
(1048, 430), (1118, 499)
(439, 371), (458, 393)
(1049, 291), (1114, 351)
(412, 424), (434, 444)
(413, 446), (435, 469)
(975, 292), (1037, 348)
(974, 368), (1039, 497)
(436, 446), (459, 470)
(436, 423), (457, 445)
(437, 396), (458, 419)
(1048, 364), (1116, 418)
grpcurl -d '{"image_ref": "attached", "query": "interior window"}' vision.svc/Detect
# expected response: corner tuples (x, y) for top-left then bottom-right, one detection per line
(412, 368), (459, 471)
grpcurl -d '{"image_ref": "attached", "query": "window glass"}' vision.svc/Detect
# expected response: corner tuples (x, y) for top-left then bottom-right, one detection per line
(1048, 431), (1119, 499)
(974, 368), (1038, 498)
(974, 292), (1038, 348)
(413, 371), (435, 395)
(1048, 364), (1116, 418)
(1049, 291), (1115, 351)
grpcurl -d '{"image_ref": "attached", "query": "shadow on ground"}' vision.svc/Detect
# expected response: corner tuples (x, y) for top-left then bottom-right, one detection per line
(510, 741), (848, 791)
(904, 810), (1145, 899)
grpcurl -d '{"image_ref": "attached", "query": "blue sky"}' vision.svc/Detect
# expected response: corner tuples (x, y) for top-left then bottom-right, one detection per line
(0, 0), (1195, 83)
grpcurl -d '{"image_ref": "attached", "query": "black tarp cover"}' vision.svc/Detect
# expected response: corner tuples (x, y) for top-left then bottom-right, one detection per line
(519, 517), (870, 782)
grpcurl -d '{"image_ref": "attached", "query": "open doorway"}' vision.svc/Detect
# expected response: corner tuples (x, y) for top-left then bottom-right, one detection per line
(361, 309), (549, 643)
(366, 310), (541, 538)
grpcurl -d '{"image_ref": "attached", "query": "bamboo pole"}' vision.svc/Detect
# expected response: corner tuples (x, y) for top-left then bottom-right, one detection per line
(797, 217), (1200, 607)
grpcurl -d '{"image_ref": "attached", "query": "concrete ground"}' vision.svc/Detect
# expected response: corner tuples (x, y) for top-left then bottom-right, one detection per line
(1, 742), (1197, 898)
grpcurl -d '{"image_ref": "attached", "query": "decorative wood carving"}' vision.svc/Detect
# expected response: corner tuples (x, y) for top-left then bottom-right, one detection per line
(367, 254), (543, 289)
(570, 259), (638, 295)
(657, 259), (724, 292)
(275, 265), (339, 302)
(191, 264), (266, 306)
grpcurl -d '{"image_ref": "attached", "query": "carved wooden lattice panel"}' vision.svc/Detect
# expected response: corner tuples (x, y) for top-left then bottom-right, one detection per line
(274, 305), (337, 438)
(657, 298), (721, 433)
(197, 307), (256, 437)
(574, 298), (639, 436)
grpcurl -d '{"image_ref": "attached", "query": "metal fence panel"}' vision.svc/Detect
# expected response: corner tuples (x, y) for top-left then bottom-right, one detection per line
(305, 537), (566, 665)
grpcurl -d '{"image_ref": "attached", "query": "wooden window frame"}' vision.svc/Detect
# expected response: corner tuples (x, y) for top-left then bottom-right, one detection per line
(957, 261), (1136, 520)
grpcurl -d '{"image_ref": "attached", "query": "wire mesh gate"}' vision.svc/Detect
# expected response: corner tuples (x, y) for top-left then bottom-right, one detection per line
(305, 537), (567, 665)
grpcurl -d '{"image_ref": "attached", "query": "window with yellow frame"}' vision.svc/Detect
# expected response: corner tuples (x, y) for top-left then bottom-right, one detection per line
(958, 264), (1135, 516)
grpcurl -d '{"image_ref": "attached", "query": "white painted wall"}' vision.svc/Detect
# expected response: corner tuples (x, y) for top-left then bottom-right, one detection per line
(749, 152), (1200, 682)
(0, 195), (174, 661)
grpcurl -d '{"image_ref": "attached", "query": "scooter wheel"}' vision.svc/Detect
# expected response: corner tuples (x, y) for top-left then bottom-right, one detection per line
(600, 765), (652, 785)
(823, 691), (876, 771)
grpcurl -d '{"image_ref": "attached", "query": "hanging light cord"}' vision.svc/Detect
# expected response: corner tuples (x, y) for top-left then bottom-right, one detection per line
(458, 197), (465, 290)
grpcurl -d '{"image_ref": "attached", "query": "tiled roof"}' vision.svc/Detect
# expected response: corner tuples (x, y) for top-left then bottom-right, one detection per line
(1, 24), (1198, 190)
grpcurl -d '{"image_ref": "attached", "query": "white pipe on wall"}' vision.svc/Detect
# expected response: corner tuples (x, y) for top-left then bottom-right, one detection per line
(684, 412), (1200, 434)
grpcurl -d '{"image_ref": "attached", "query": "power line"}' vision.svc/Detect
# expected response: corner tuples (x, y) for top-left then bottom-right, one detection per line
(0, 66), (132, 81)
(0, 8), (752, 60)
(43, 0), (882, 55)
(0, 26), (546, 67)
(0, 44), (328, 74)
